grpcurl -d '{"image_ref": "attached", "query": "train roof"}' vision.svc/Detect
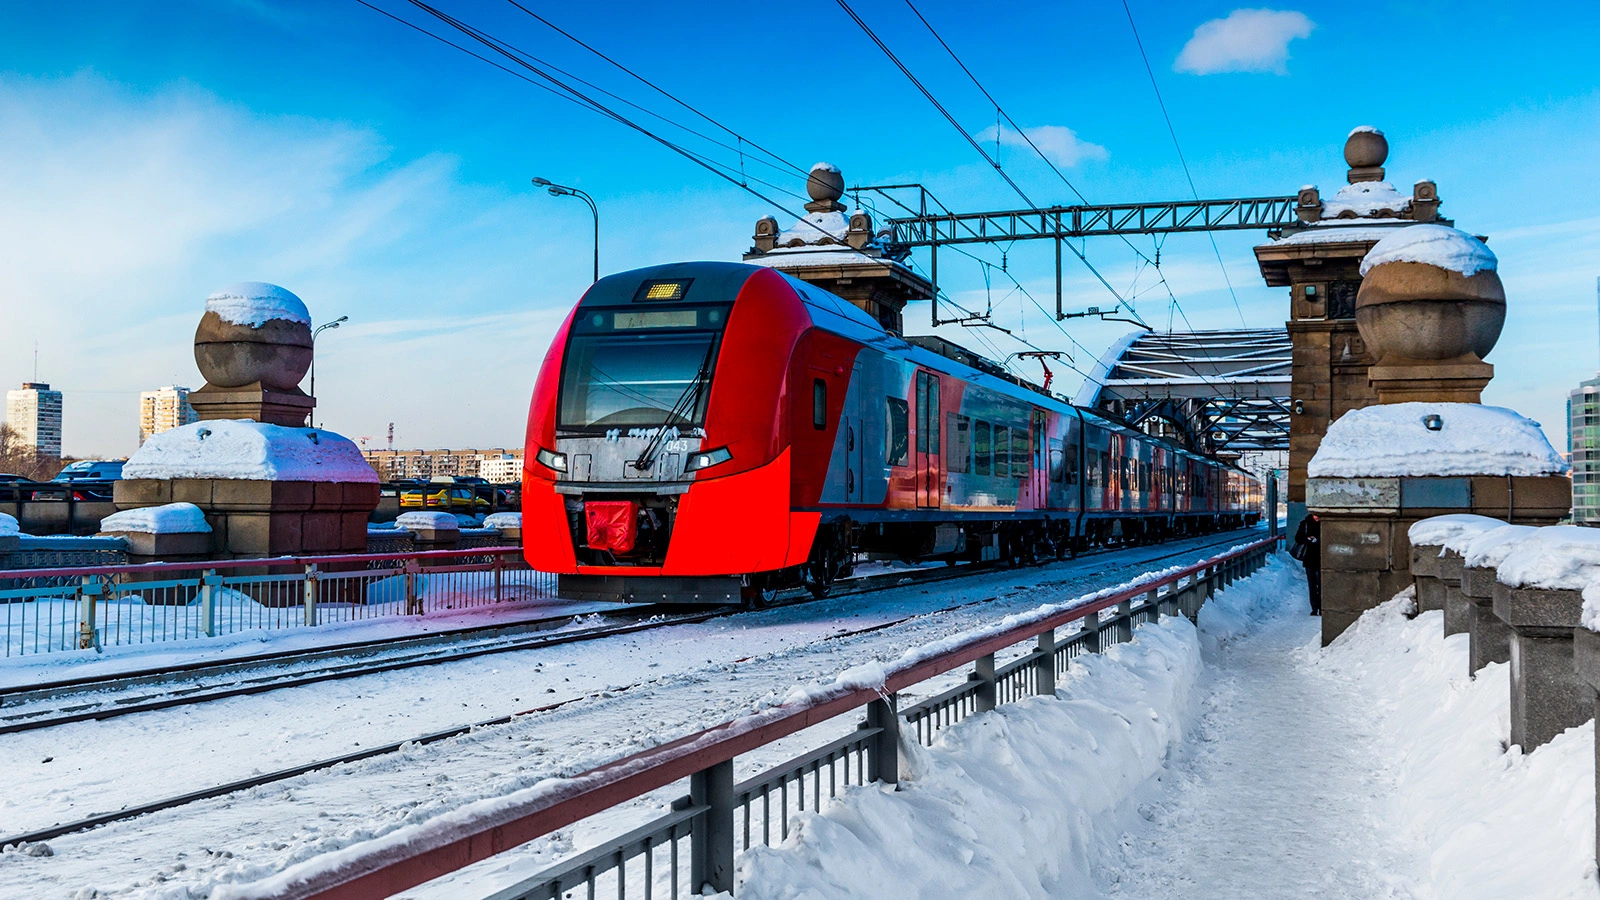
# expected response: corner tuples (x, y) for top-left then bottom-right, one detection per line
(581, 263), (1250, 474)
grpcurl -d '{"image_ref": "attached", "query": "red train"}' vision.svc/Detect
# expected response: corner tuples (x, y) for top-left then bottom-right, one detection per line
(523, 262), (1261, 603)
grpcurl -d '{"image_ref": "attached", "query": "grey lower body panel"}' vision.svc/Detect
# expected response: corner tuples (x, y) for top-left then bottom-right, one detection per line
(559, 574), (742, 605)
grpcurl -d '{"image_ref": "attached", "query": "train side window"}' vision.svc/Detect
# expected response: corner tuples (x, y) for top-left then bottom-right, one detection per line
(1048, 439), (1064, 483)
(948, 414), (970, 473)
(974, 420), (992, 476)
(1011, 427), (1029, 478)
(886, 397), (909, 466)
(812, 379), (827, 430)
(1066, 445), (1080, 485)
(992, 425), (1009, 477)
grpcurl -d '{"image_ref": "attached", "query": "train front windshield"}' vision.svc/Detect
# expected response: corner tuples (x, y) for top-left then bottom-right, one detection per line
(557, 306), (729, 431)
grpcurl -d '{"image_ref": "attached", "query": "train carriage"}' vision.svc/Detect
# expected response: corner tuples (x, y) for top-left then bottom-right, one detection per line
(523, 261), (1260, 604)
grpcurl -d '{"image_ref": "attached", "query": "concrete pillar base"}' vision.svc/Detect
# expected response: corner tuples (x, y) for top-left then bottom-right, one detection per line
(1439, 551), (1469, 636)
(1461, 566), (1511, 673)
(1494, 582), (1590, 750)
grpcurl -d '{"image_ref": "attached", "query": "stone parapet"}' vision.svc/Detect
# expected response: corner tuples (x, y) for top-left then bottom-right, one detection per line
(1459, 565), (1512, 673)
(1409, 542), (1446, 613)
(1490, 582), (1589, 750)
(1438, 550), (1470, 636)
(115, 479), (378, 559)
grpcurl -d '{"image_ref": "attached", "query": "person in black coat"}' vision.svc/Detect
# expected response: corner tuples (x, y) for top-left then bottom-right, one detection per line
(1292, 514), (1321, 615)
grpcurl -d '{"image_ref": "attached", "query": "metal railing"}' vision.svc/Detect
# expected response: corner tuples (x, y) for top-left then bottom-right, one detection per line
(0, 547), (553, 657)
(256, 536), (1279, 900)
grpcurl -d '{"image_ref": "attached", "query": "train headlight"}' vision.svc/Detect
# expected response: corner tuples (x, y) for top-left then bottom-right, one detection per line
(684, 446), (732, 472)
(535, 447), (569, 473)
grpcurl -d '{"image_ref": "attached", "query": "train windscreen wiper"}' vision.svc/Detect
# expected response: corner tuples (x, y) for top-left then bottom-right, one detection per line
(632, 341), (716, 472)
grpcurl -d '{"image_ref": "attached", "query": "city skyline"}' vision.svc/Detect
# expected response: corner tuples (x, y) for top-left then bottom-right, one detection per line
(2, 2), (1596, 457)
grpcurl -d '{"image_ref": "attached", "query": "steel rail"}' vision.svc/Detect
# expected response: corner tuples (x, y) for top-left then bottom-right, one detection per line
(0, 532), (1260, 851)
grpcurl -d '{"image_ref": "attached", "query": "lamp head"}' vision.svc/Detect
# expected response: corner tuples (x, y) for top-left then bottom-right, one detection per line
(547, 186), (565, 197)
(531, 177), (552, 187)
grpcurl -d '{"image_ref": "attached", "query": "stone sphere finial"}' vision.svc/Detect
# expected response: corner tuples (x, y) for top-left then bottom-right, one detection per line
(194, 282), (314, 391)
(1345, 126), (1388, 168)
(806, 162), (845, 204)
(1355, 225), (1505, 364)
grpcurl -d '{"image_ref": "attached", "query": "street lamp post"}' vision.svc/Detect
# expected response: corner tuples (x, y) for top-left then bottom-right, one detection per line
(532, 177), (599, 283)
(309, 315), (348, 428)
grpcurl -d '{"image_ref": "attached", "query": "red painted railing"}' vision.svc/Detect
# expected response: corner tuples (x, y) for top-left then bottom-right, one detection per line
(245, 535), (1280, 900)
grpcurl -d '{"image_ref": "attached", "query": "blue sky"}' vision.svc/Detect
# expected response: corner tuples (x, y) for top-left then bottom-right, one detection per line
(2, 1), (1596, 457)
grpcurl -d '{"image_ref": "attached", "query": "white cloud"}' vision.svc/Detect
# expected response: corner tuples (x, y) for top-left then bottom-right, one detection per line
(0, 74), (751, 457)
(973, 124), (1107, 168)
(1174, 9), (1314, 75)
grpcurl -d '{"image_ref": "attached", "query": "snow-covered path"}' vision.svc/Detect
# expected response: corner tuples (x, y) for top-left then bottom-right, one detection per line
(1100, 588), (1416, 898)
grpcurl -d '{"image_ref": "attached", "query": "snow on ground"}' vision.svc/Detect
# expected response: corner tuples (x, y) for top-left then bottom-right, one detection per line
(0, 533), (1254, 899)
(1307, 402), (1566, 478)
(124, 420), (378, 483)
(0, 513), (19, 538)
(1360, 223), (1498, 277)
(724, 557), (1298, 900)
(723, 558), (1598, 900)
(1102, 576), (1597, 898)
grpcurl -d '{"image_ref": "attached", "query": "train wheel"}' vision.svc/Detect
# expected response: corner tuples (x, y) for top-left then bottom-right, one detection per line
(803, 549), (836, 599)
(741, 575), (781, 609)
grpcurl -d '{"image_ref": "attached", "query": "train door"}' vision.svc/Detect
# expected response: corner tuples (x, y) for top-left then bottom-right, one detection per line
(1031, 411), (1048, 510)
(915, 370), (941, 508)
(844, 362), (864, 503)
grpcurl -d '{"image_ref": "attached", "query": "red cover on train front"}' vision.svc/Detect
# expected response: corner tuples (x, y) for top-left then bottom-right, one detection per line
(585, 500), (638, 554)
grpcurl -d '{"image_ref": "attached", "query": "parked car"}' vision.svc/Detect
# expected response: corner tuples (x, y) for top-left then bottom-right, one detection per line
(399, 484), (492, 512)
(53, 460), (125, 482)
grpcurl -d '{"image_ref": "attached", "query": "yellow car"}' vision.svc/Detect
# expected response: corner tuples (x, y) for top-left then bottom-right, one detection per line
(399, 485), (493, 512)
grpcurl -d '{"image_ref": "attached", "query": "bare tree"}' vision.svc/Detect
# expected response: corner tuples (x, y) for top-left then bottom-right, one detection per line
(0, 423), (65, 481)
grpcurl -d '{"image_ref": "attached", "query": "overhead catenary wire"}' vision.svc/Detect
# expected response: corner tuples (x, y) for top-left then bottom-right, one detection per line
(359, 0), (834, 238)
(836, 0), (1146, 328)
(502, 1), (807, 179)
(1119, 0), (1248, 328)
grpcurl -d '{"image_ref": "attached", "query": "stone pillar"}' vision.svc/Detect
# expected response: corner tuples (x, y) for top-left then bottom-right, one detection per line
(1255, 128), (1453, 516)
(1437, 549), (1471, 636)
(1459, 564), (1513, 673)
(1492, 582), (1590, 750)
(1409, 542), (1447, 613)
(114, 283), (378, 560)
(1569, 627), (1600, 869)
(742, 163), (932, 336)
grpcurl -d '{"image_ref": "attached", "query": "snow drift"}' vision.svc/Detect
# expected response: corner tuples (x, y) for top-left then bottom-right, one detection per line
(729, 558), (1293, 900)
(1318, 592), (1597, 899)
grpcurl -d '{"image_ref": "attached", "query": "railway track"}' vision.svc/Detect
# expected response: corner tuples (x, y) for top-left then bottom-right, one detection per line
(0, 530), (1259, 736)
(0, 529), (1264, 850)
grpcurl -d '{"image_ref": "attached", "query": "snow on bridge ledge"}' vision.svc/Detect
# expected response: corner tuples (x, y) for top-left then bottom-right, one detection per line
(1307, 402), (1566, 478)
(1407, 514), (1505, 552)
(123, 420), (378, 483)
(97, 502), (211, 534)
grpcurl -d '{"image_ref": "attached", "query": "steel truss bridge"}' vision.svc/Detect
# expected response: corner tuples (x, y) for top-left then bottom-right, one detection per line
(853, 186), (1299, 455)
(881, 195), (1301, 247)
(1073, 329), (1292, 454)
